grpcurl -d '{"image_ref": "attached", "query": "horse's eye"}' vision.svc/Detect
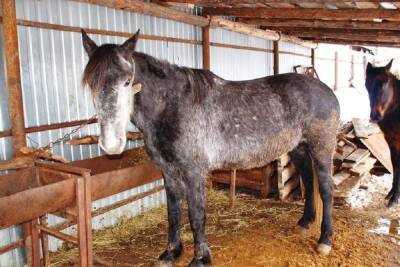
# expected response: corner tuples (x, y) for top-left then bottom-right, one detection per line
(124, 79), (131, 87)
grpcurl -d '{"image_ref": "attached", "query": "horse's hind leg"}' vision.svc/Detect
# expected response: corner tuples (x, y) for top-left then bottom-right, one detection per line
(157, 169), (185, 266)
(309, 143), (334, 256)
(289, 143), (315, 232)
(185, 170), (212, 267)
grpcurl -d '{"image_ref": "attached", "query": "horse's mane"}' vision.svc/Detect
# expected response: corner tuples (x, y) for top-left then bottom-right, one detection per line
(134, 52), (217, 103)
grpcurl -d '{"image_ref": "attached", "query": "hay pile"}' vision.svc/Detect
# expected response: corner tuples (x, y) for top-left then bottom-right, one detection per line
(50, 189), (399, 267)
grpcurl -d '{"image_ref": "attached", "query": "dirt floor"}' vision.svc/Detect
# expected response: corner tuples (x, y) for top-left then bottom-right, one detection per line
(50, 183), (400, 267)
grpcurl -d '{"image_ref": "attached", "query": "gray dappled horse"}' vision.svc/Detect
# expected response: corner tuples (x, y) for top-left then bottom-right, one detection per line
(81, 30), (339, 266)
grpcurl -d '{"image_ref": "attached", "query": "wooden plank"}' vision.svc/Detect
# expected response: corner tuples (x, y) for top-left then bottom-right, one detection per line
(276, 28), (400, 43)
(73, 0), (317, 48)
(203, 7), (400, 21)
(311, 38), (400, 48)
(202, 25), (210, 70)
(334, 173), (363, 199)
(349, 157), (376, 176)
(334, 51), (338, 90)
(273, 41), (279, 75)
(76, 178), (88, 267)
(2, 0), (26, 156)
(334, 145), (356, 162)
(210, 17), (317, 48)
(0, 156), (35, 171)
(0, 179), (76, 229)
(230, 169), (236, 207)
(352, 118), (380, 138)
(161, 0), (392, 4)
(238, 18), (400, 31)
(344, 148), (370, 164)
(361, 132), (393, 173)
(279, 175), (300, 200)
(281, 162), (296, 185)
(332, 171), (351, 188)
(211, 174), (264, 191)
(76, 0), (209, 26)
(0, 240), (24, 255)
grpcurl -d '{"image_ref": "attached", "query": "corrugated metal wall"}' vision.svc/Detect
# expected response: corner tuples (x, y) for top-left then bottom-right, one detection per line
(279, 41), (311, 74)
(210, 28), (274, 79)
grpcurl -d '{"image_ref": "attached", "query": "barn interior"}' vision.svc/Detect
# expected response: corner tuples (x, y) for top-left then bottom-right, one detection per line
(0, 0), (400, 266)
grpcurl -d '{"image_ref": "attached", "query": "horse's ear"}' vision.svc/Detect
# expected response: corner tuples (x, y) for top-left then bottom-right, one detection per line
(81, 29), (98, 57)
(122, 29), (140, 53)
(385, 59), (393, 71)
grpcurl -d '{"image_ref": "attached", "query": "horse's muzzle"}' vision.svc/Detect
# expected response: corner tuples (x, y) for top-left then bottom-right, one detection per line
(99, 136), (125, 155)
(370, 110), (382, 123)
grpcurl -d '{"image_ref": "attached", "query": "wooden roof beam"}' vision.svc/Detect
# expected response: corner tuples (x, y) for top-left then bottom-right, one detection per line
(210, 17), (317, 48)
(161, 0), (394, 4)
(238, 18), (400, 31)
(203, 8), (400, 21)
(311, 38), (400, 48)
(73, 1), (317, 48)
(275, 29), (400, 43)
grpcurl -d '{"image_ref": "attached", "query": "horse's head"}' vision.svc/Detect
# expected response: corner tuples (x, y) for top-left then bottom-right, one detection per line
(365, 59), (395, 123)
(81, 29), (140, 155)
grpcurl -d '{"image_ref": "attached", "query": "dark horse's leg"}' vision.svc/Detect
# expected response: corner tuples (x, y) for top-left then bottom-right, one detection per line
(157, 171), (185, 266)
(185, 171), (211, 267)
(289, 144), (315, 232)
(387, 146), (400, 207)
(310, 145), (334, 256)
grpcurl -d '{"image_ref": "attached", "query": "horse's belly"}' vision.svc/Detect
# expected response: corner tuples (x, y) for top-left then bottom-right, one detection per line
(207, 128), (302, 170)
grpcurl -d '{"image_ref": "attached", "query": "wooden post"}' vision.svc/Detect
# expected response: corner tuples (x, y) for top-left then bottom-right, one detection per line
(30, 220), (41, 267)
(202, 25), (210, 70)
(2, 1), (31, 264)
(230, 169), (236, 207)
(83, 173), (93, 267)
(273, 41), (279, 75)
(350, 54), (355, 87)
(311, 48), (315, 67)
(363, 55), (368, 79)
(39, 216), (50, 267)
(76, 178), (89, 267)
(2, 0), (26, 155)
(334, 51), (339, 90)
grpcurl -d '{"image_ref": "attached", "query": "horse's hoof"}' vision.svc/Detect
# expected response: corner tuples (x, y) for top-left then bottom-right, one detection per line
(153, 260), (173, 267)
(295, 225), (308, 235)
(387, 198), (399, 208)
(317, 243), (332, 256)
(189, 256), (212, 267)
(158, 242), (183, 263)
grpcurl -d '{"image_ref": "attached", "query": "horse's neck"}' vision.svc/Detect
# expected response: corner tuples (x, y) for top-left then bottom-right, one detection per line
(384, 77), (400, 118)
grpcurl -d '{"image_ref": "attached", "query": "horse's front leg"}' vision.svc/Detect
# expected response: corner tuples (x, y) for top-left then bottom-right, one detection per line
(185, 172), (211, 267)
(387, 147), (400, 207)
(157, 172), (185, 266)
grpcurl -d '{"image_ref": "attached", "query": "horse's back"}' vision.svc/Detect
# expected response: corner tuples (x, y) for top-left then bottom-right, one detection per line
(183, 72), (340, 169)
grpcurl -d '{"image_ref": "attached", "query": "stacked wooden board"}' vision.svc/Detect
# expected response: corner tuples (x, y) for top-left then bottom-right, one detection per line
(333, 119), (390, 205)
(210, 153), (300, 200)
(211, 163), (276, 197)
(277, 153), (300, 201)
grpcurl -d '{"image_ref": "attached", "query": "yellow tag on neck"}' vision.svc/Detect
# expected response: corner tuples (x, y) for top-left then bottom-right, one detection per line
(132, 83), (142, 94)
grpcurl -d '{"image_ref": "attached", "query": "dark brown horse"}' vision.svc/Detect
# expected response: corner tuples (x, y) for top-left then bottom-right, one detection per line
(81, 30), (340, 266)
(366, 60), (400, 207)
